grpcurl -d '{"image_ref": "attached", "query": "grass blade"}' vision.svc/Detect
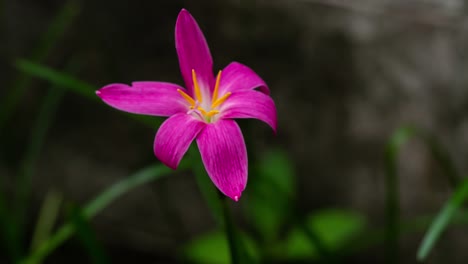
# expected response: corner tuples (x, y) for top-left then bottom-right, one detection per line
(15, 83), (65, 244)
(0, 0), (80, 131)
(68, 205), (110, 264)
(14, 59), (96, 99)
(417, 178), (468, 261)
(14, 59), (161, 128)
(384, 126), (416, 263)
(30, 191), (63, 253)
(21, 163), (187, 264)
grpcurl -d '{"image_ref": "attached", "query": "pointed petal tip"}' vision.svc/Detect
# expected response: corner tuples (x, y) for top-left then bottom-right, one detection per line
(155, 150), (179, 170)
(233, 195), (240, 202)
(177, 8), (191, 20)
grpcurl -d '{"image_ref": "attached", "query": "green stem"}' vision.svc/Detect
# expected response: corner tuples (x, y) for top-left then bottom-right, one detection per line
(221, 194), (239, 264)
(384, 126), (416, 264)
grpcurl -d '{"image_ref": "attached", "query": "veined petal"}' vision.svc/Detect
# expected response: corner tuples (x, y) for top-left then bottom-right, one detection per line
(196, 120), (247, 201)
(154, 113), (206, 169)
(219, 91), (277, 132)
(175, 9), (214, 97)
(218, 62), (270, 96)
(96, 82), (188, 117)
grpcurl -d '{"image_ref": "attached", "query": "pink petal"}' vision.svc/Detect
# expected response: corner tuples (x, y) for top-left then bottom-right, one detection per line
(175, 9), (214, 97)
(196, 120), (248, 201)
(219, 91), (277, 132)
(154, 113), (206, 169)
(218, 62), (270, 96)
(96, 82), (188, 117)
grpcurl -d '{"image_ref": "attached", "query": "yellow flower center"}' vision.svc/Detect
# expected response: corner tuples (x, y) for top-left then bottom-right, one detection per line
(177, 69), (231, 122)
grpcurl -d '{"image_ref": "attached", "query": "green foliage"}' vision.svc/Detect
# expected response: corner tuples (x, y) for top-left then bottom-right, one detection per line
(183, 230), (260, 264)
(417, 178), (468, 261)
(0, 0), (80, 131)
(68, 205), (110, 264)
(30, 191), (62, 252)
(14, 59), (160, 128)
(21, 163), (185, 264)
(245, 149), (295, 242)
(280, 209), (365, 261)
(189, 145), (224, 225)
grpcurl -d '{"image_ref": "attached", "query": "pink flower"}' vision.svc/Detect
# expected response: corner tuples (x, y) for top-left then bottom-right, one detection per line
(96, 9), (277, 201)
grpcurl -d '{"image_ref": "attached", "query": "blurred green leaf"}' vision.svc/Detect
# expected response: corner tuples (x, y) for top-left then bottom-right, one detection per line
(21, 163), (187, 264)
(69, 205), (110, 264)
(189, 145), (223, 225)
(30, 191), (63, 253)
(14, 59), (160, 128)
(183, 230), (259, 264)
(0, 188), (21, 262)
(384, 125), (460, 263)
(15, 83), (66, 244)
(280, 209), (365, 261)
(384, 126), (417, 263)
(0, 0), (80, 131)
(245, 149), (295, 242)
(15, 59), (96, 99)
(417, 178), (468, 261)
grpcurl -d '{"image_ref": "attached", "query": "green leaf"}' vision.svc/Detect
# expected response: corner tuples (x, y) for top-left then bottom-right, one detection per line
(14, 59), (96, 100)
(384, 126), (417, 263)
(188, 145), (223, 225)
(183, 230), (259, 264)
(383, 125), (460, 263)
(280, 209), (365, 260)
(15, 81), (66, 244)
(14, 59), (160, 128)
(245, 149), (295, 242)
(68, 205), (110, 264)
(417, 178), (468, 261)
(30, 191), (63, 252)
(21, 163), (186, 264)
(0, 187), (21, 262)
(0, 0), (80, 131)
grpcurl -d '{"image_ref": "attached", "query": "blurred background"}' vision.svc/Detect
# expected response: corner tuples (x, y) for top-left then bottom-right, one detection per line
(2, 0), (468, 263)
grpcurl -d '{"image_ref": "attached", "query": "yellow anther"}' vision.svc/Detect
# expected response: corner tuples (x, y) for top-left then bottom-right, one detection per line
(212, 70), (222, 102)
(192, 69), (203, 103)
(177, 89), (195, 106)
(197, 107), (208, 116)
(206, 110), (220, 117)
(211, 92), (232, 109)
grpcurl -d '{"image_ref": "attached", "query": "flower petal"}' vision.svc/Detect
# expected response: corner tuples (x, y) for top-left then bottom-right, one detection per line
(175, 9), (214, 97)
(154, 113), (206, 169)
(96, 82), (188, 116)
(219, 91), (277, 132)
(196, 120), (247, 201)
(218, 62), (270, 95)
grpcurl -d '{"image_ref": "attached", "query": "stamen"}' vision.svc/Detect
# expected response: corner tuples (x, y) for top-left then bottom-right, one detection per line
(206, 110), (220, 117)
(177, 89), (195, 106)
(192, 69), (203, 103)
(211, 92), (232, 109)
(212, 70), (222, 102)
(198, 107), (208, 116)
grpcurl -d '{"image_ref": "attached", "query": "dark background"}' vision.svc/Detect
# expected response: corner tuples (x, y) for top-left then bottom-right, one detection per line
(2, 0), (468, 263)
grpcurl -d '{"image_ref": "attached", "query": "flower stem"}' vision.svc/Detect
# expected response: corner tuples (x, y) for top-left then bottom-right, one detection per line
(220, 193), (240, 264)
